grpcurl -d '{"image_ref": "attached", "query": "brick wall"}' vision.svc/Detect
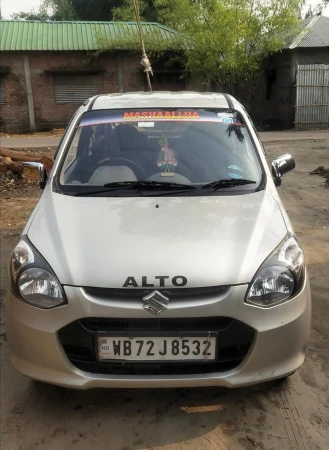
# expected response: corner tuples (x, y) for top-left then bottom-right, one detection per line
(0, 51), (146, 133)
(0, 52), (29, 133)
(30, 51), (120, 130)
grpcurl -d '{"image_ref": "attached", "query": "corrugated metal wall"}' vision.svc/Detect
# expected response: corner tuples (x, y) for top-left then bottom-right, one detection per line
(54, 75), (100, 104)
(295, 64), (329, 130)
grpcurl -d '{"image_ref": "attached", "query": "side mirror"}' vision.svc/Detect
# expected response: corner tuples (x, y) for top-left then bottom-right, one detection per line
(22, 162), (47, 189)
(271, 154), (295, 186)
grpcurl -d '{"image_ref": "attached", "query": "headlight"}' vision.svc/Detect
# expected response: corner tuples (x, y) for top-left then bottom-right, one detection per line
(245, 234), (304, 308)
(18, 268), (64, 308)
(9, 237), (66, 309)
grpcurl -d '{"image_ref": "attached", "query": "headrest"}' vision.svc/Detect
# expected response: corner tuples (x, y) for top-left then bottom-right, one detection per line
(89, 165), (137, 185)
(114, 124), (146, 151)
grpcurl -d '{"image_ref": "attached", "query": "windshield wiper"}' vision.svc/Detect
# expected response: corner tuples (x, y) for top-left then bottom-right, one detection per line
(72, 180), (199, 196)
(149, 178), (257, 196)
(103, 180), (199, 190)
(201, 178), (256, 191)
(71, 179), (256, 197)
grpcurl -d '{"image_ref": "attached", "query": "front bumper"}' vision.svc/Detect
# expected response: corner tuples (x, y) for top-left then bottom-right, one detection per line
(5, 275), (311, 389)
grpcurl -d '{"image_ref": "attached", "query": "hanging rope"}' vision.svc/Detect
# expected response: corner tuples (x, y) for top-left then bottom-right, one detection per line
(132, 0), (153, 92)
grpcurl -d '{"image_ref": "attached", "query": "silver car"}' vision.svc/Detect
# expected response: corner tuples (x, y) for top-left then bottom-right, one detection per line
(6, 92), (311, 389)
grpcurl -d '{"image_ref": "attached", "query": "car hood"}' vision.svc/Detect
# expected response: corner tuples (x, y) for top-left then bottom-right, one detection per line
(27, 190), (287, 288)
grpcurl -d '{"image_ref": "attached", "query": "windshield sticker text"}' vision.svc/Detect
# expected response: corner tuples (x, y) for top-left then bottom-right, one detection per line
(124, 111), (200, 121)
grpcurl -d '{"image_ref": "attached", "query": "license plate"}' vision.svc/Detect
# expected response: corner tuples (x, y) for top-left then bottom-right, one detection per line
(98, 336), (217, 361)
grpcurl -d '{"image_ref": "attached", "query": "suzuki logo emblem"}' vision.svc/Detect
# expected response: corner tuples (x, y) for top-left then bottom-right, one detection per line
(142, 290), (169, 316)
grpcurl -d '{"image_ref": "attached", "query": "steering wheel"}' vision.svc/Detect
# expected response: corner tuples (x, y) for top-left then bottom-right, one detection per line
(93, 157), (145, 180)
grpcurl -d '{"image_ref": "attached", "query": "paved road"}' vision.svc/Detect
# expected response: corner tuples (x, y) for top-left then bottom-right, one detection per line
(0, 136), (61, 148)
(1, 130), (328, 148)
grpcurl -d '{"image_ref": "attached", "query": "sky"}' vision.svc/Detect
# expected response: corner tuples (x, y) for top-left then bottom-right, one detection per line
(1, 0), (329, 19)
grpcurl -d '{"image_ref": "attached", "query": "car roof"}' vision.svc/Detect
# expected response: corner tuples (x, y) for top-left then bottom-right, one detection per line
(91, 91), (242, 111)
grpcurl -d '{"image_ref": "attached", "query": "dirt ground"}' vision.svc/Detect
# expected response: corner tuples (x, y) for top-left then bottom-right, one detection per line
(0, 129), (65, 139)
(1, 138), (328, 450)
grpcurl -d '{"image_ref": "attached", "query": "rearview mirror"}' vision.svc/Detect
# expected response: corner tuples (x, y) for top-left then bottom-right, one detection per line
(22, 162), (47, 189)
(271, 154), (295, 186)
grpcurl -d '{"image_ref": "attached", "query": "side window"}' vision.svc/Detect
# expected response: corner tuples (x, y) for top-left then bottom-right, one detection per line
(54, 116), (75, 161)
(62, 127), (82, 172)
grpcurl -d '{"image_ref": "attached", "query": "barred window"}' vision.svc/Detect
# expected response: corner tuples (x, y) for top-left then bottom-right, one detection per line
(0, 78), (5, 106)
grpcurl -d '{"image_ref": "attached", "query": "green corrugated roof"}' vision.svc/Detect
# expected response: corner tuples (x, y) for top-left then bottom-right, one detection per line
(0, 20), (181, 51)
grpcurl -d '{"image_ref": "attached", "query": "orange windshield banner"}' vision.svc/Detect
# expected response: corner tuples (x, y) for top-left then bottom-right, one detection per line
(79, 109), (244, 127)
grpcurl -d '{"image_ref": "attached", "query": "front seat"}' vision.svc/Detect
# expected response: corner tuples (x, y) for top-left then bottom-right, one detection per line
(113, 124), (148, 153)
(112, 124), (156, 175)
(176, 125), (227, 182)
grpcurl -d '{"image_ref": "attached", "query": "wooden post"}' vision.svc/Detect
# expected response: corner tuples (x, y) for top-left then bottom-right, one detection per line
(23, 54), (36, 133)
(117, 51), (124, 93)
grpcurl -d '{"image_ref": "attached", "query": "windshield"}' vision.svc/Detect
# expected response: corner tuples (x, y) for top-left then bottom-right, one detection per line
(58, 108), (263, 195)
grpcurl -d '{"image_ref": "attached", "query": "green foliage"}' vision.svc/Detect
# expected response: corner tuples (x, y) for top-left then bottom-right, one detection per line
(12, 0), (126, 22)
(96, 24), (184, 55)
(113, 0), (159, 22)
(11, 1), (57, 20)
(152, 0), (303, 90)
(11, 10), (53, 20)
(69, 0), (124, 21)
(50, 0), (77, 20)
(109, 0), (303, 90)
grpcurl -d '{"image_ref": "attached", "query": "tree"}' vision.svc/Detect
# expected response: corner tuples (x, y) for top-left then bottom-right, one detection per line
(304, 0), (329, 17)
(11, 1), (57, 20)
(12, 10), (53, 21)
(113, 0), (159, 22)
(149, 0), (304, 94)
(305, 2), (324, 17)
(69, 0), (125, 21)
(12, 0), (126, 22)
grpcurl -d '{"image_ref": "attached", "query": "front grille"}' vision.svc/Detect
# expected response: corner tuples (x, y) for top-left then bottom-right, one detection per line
(58, 317), (255, 376)
(84, 286), (229, 301)
(80, 316), (232, 332)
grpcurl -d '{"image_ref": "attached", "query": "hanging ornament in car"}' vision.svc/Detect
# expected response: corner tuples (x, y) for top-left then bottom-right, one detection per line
(157, 138), (178, 177)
